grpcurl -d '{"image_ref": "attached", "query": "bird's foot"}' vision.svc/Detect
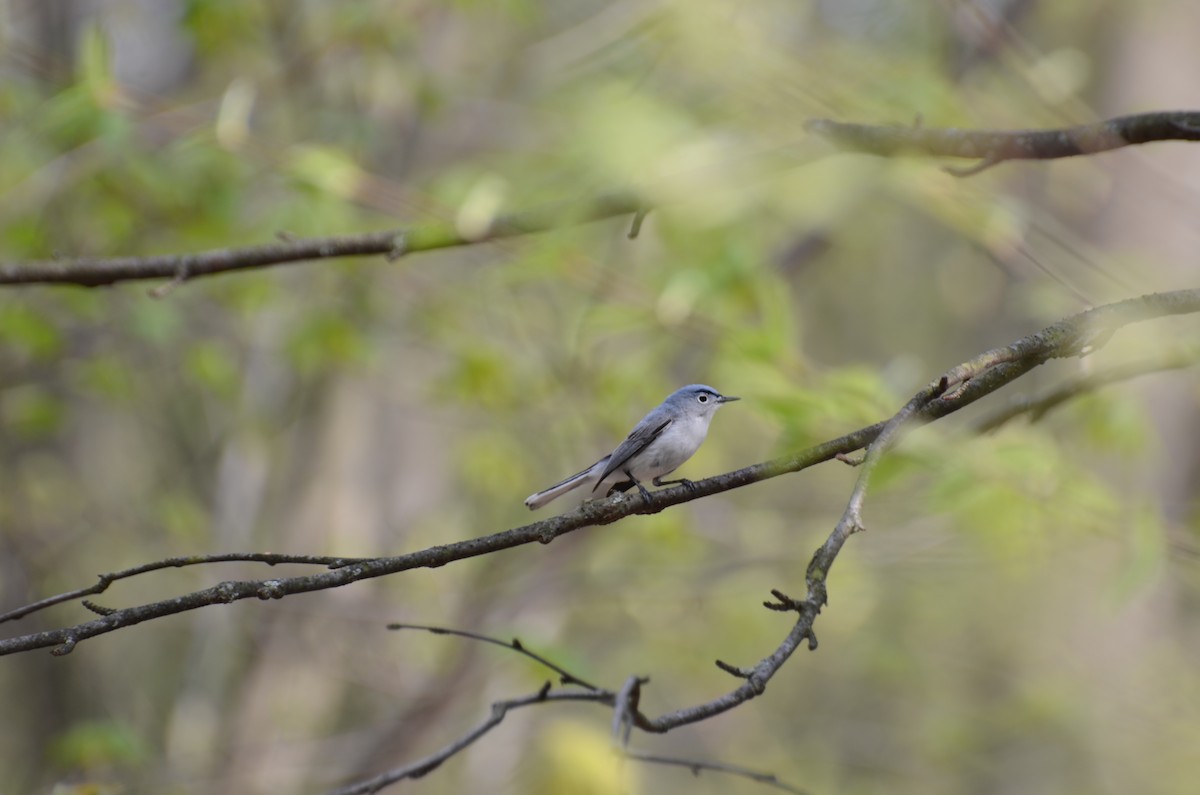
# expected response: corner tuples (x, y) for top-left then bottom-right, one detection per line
(652, 477), (696, 491)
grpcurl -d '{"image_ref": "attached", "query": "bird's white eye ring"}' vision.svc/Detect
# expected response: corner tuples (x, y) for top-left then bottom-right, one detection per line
(697, 394), (709, 403)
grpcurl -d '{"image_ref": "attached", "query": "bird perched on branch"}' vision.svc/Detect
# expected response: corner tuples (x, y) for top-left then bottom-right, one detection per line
(524, 384), (739, 510)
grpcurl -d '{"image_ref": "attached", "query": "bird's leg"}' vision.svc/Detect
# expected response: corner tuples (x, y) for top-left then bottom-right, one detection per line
(653, 476), (696, 491)
(625, 469), (652, 501)
(606, 479), (635, 496)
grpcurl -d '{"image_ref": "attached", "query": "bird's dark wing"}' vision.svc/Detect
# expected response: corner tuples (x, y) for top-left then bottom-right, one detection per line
(593, 417), (672, 490)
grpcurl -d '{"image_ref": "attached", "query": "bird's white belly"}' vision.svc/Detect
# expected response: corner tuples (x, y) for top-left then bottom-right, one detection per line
(626, 417), (707, 482)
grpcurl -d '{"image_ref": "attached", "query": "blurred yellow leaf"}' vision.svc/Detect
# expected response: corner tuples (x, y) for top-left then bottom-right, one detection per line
(532, 721), (633, 795)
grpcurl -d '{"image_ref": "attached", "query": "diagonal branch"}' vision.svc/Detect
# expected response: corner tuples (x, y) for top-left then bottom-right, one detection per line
(326, 686), (609, 795)
(2, 289), (1199, 659)
(0, 192), (641, 289)
(807, 110), (1200, 174)
(387, 623), (602, 691)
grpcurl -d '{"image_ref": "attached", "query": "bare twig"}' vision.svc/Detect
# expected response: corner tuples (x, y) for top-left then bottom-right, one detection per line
(3, 290), (1199, 659)
(943, 154), (1004, 177)
(146, 261), (189, 298)
(387, 623), (602, 691)
(0, 193), (641, 288)
(715, 659), (753, 678)
(625, 751), (808, 795)
(807, 110), (1200, 173)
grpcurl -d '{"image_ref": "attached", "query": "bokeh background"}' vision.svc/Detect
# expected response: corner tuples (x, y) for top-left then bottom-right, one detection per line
(3, 1), (1200, 793)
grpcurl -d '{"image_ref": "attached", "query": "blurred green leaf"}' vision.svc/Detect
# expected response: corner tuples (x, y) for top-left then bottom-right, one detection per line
(285, 311), (367, 375)
(183, 0), (266, 56)
(185, 341), (240, 398)
(456, 428), (528, 501)
(1, 385), (65, 439)
(1111, 505), (1166, 601)
(928, 431), (1119, 553)
(155, 491), (210, 543)
(128, 300), (183, 346)
(50, 720), (144, 771)
(286, 144), (367, 199)
(75, 355), (136, 402)
(1068, 391), (1149, 455)
(0, 302), (63, 360)
(78, 25), (115, 107)
(438, 345), (519, 409)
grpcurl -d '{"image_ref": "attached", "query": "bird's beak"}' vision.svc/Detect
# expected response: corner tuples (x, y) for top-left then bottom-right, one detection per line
(717, 395), (740, 403)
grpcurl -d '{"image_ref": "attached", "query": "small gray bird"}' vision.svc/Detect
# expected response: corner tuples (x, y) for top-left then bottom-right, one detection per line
(524, 384), (739, 510)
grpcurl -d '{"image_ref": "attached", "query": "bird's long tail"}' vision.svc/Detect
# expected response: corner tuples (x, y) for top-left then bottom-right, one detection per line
(524, 457), (607, 510)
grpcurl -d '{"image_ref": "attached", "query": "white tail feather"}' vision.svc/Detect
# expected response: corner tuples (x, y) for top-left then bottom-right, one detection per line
(524, 472), (591, 510)
(524, 456), (609, 510)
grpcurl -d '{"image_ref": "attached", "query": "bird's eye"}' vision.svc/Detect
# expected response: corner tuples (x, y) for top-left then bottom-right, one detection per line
(697, 394), (709, 403)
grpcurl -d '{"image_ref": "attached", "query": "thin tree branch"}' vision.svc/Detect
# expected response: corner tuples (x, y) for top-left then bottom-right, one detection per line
(624, 751), (808, 795)
(326, 687), (610, 795)
(387, 623), (602, 691)
(0, 192), (641, 289)
(807, 110), (1200, 173)
(3, 289), (1199, 659)
(975, 348), (1200, 432)
(0, 552), (369, 624)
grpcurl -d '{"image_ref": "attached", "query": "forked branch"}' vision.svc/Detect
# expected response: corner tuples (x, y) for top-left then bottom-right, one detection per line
(332, 625), (806, 795)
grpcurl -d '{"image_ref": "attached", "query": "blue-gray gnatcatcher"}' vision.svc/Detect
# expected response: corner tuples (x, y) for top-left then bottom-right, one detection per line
(524, 384), (739, 510)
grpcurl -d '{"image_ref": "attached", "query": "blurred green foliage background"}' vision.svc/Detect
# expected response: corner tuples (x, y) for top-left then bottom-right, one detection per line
(2, 1), (1200, 794)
